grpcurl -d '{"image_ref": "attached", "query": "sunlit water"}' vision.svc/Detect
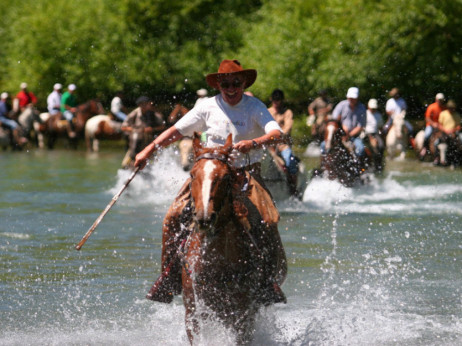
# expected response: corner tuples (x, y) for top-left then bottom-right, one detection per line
(1, 148), (461, 345)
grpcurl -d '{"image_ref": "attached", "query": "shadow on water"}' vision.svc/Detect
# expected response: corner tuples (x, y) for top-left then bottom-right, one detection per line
(1, 148), (462, 345)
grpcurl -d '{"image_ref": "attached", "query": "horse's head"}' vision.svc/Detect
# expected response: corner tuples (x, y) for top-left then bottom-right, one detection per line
(324, 120), (344, 153)
(77, 100), (105, 117)
(190, 133), (233, 234)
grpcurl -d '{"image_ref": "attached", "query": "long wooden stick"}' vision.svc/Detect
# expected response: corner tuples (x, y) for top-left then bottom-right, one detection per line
(75, 166), (140, 250)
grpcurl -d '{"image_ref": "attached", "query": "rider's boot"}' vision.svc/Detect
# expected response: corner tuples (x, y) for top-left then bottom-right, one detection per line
(146, 185), (191, 303)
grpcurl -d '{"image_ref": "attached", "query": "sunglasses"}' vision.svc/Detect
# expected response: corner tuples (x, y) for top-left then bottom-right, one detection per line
(219, 79), (244, 89)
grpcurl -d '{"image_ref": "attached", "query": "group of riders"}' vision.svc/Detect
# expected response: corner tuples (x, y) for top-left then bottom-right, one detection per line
(309, 87), (462, 170)
(0, 82), (79, 148)
(1, 81), (461, 173)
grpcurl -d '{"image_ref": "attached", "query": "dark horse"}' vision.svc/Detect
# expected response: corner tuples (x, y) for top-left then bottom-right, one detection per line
(313, 120), (367, 187)
(44, 100), (105, 149)
(427, 130), (462, 166)
(176, 134), (283, 344)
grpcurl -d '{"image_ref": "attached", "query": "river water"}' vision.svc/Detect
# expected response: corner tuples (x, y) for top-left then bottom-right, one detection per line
(1, 147), (461, 345)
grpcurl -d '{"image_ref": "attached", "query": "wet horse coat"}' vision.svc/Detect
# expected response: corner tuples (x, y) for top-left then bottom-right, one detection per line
(180, 134), (284, 344)
(314, 120), (365, 187)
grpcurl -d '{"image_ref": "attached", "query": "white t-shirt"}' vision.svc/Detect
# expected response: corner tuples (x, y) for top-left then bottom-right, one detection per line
(47, 91), (61, 114)
(385, 97), (407, 118)
(111, 96), (123, 114)
(365, 109), (383, 134)
(175, 94), (282, 168)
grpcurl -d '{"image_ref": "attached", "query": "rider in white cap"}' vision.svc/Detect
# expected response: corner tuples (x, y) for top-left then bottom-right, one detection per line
(47, 83), (63, 115)
(322, 87), (367, 162)
(61, 84), (78, 137)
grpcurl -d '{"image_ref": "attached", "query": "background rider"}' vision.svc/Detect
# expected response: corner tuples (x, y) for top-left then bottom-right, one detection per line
(325, 87), (367, 165)
(365, 98), (385, 172)
(110, 91), (128, 122)
(267, 88), (300, 197)
(120, 96), (166, 168)
(421, 92), (447, 158)
(60, 84), (78, 138)
(307, 89), (333, 142)
(46, 83), (63, 116)
(0, 92), (28, 147)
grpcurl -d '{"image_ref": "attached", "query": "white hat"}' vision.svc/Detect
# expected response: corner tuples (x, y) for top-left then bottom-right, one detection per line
(436, 93), (445, 100)
(68, 84), (77, 91)
(196, 88), (208, 97)
(54, 83), (63, 90)
(20, 82), (28, 89)
(368, 98), (378, 109)
(346, 87), (359, 99)
(1, 92), (8, 99)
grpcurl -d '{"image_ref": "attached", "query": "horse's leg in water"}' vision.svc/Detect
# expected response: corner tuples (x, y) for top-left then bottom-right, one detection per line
(146, 180), (191, 303)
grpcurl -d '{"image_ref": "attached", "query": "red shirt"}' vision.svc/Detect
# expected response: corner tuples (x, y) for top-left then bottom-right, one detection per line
(425, 102), (446, 125)
(16, 90), (38, 108)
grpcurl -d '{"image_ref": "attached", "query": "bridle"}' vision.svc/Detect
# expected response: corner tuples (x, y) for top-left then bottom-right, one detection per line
(194, 152), (232, 166)
(189, 150), (234, 225)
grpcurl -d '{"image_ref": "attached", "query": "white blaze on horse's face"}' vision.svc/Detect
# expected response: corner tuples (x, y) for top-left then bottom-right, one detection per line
(201, 160), (216, 220)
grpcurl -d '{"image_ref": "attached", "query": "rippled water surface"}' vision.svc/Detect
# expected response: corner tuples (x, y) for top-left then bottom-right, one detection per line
(1, 148), (461, 345)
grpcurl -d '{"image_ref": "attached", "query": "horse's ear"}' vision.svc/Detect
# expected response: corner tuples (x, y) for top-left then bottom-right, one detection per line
(193, 132), (202, 155)
(223, 133), (233, 152)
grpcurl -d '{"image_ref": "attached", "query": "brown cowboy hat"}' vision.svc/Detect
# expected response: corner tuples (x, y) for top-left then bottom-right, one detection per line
(206, 59), (257, 90)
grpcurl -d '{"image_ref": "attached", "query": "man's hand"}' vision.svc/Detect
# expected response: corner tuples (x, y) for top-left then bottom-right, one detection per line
(134, 151), (149, 170)
(233, 140), (254, 154)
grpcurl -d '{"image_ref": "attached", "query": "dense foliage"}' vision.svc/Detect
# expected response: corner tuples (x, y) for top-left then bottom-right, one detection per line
(1, 0), (462, 116)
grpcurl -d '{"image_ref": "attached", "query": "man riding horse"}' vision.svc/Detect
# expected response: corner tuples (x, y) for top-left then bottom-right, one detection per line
(61, 84), (78, 138)
(321, 87), (367, 169)
(433, 99), (462, 166)
(135, 59), (287, 305)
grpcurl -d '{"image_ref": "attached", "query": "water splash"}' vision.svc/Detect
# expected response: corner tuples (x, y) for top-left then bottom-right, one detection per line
(110, 147), (189, 208)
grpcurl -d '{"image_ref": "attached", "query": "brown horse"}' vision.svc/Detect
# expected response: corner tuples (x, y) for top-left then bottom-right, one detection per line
(313, 120), (366, 187)
(44, 99), (105, 149)
(181, 134), (277, 344)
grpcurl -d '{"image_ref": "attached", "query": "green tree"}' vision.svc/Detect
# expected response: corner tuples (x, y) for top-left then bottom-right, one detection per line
(2, 0), (130, 106)
(240, 0), (462, 114)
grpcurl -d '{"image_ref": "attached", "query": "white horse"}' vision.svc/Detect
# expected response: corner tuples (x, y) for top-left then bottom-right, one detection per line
(17, 105), (47, 148)
(84, 114), (122, 152)
(386, 110), (408, 160)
